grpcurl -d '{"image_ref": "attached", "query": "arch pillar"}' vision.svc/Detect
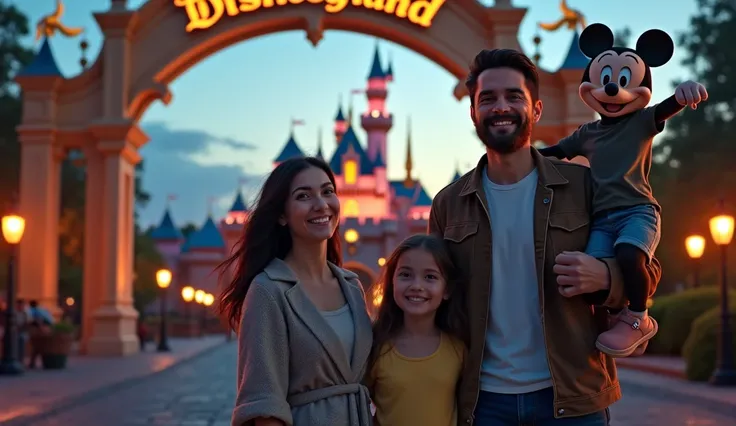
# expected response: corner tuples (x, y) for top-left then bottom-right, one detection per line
(15, 74), (64, 319)
(82, 123), (148, 356)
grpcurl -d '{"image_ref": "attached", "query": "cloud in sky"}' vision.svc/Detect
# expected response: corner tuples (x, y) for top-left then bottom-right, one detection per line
(137, 122), (264, 229)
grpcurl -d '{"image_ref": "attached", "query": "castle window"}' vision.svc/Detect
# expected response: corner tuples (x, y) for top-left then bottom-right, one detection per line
(344, 160), (358, 185)
(344, 199), (360, 217)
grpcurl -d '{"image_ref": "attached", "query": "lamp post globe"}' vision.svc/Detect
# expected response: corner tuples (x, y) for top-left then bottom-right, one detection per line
(155, 269), (172, 352)
(708, 203), (736, 386)
(0, 208), (25, 376)
(685, 235), (706, 288)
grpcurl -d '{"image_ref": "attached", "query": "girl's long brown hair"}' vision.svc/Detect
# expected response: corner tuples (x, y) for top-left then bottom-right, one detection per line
(367, 234), (469, 373)
(216, 157), (342, 331)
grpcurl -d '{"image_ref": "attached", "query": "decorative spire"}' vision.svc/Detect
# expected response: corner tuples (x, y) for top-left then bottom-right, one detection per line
(404, 116), (413, 188)
(316, 126), (324, 160)
(207, 196), (215, 217)
(335, 94), (346, 122)
(368, 39), (385, 80)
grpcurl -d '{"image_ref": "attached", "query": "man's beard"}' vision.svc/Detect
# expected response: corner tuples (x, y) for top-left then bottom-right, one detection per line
(474, 113), (532, 155)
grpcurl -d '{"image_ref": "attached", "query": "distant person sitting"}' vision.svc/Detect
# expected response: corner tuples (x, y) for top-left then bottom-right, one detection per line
(28, 300), (53, 369)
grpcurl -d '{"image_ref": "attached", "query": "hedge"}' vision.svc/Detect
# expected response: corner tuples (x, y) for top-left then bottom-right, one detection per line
(682, 306), (736, 381)
(647, 287), (735, 355)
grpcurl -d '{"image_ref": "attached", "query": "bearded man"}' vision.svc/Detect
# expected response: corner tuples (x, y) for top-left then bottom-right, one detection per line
(428, 49), (663, 425)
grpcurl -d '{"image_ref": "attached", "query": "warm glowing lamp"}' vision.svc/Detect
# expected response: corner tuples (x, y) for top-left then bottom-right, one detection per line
(345, 229), (359, 244)
(709, 214), (735, 246)
(377, 257), (386, 267)
(1, 214), (25, 245)
(156, 269), (172, 289)
(181, 286), (195, 302)
(194, 289), (205, 304)
(685, 235), (706, 259)
(203, 293), (215, 307)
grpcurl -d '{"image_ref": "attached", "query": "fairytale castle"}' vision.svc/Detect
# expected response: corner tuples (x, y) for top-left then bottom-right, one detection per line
(149, 36), (589, 302)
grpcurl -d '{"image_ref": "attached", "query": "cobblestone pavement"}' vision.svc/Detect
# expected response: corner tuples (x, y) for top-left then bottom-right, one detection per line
(17, 343), (736, 426)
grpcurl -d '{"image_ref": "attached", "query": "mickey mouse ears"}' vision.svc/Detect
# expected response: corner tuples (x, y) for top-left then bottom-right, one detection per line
(579, 23), (674, 68)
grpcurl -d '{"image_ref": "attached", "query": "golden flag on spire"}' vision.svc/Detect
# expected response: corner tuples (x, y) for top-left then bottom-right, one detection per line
(36, 0), (84, 41)
(538, 0), (586, 33)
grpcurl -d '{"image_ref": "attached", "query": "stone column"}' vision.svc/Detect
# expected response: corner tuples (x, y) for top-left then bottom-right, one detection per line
(16, 130), (63, 317)
(79, 144), (104, 354)
(85, 123), (148, 356)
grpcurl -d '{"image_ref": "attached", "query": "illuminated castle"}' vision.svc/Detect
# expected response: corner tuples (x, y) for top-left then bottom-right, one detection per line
(150, 44), (456, 295)
(150, 35), (590, 297)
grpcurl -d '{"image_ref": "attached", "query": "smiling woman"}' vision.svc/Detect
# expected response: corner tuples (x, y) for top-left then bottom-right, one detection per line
(217, 156), (375, 426)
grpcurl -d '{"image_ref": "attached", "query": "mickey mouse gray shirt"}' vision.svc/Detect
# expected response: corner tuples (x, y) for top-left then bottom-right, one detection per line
(557, 106), (663, 215)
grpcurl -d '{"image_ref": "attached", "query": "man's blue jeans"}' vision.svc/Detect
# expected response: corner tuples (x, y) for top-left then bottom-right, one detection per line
(473, 388), (610, 425)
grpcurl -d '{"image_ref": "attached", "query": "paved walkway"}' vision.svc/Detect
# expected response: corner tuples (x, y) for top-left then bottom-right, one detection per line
(616, 355), (687, 378)
(0, 336), (227, 425)
(11, 344), (736, 426)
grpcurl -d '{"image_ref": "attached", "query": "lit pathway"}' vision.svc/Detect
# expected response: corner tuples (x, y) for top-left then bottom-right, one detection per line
(9, 343), (736, 426)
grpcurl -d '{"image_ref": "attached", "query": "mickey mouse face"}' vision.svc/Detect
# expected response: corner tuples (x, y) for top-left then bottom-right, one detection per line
(577, 23), (674, 118)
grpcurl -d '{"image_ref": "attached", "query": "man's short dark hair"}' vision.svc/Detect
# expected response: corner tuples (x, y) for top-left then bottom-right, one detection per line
(465, 49), (540, 105)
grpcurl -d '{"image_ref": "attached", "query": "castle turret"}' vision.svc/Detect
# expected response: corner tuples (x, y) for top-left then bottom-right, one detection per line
(150, 206), (184, 271)
(334, 96), (347, 144)
(361, 43), (393, 163)
(274, 131), (305, 168)
(385, 53), (394, 83)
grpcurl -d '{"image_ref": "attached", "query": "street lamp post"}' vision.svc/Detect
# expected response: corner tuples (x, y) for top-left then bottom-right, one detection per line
(155, 269), (172, 352)
(202, 293), (214, 335)
(685, 235), (706, 288)
(708, 200), (736, 386)
(194, 289), (205, 337)
(0, 207), (26, 376)
(181, 286), (195, 337)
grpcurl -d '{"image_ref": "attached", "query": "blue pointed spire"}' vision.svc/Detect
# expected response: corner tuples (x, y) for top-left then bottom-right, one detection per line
(452, 170), (462, 183)
(183, 216), (225, 250)
(385, 54), (394, 81)
(274, 132), (305, 162)
(559, 31), (589, 70)
(335, 97), (346, 122)
(367, 43), (385, 80)
(229, 191), (247, 212)
(150, 208), (183, 241)
(329, 126), (374, 174)
(18, 38), (62, 77)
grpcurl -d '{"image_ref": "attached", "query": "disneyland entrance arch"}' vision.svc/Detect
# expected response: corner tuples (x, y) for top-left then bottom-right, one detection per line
(14, 0), (587, 356)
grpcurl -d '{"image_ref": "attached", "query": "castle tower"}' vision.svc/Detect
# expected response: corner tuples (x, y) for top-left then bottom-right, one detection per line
(273, 130), (305, 168)
(361, 43), (393, 163)
(150, 206), (184, 268)
(334, 96), (347, 144)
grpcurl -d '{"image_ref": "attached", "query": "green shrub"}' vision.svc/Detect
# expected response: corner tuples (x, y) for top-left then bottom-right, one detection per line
(683, 306), (736, 381)
(647, 287), (734, 355)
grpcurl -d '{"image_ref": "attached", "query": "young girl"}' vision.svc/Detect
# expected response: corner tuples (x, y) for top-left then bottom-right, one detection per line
(365, 234), (468, 426)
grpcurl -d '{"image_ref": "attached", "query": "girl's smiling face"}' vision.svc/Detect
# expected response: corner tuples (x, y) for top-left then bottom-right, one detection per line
(392, 248), (448, 318)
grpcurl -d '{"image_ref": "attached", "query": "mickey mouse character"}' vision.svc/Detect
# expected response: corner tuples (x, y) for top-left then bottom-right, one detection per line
(540, 23), (708, 358)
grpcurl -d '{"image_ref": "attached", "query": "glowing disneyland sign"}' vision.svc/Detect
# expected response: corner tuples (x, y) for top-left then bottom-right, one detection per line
(173, 0), (446, 32)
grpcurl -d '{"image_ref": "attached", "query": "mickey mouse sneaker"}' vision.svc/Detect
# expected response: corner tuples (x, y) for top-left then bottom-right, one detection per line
(597, 308), (658, 358)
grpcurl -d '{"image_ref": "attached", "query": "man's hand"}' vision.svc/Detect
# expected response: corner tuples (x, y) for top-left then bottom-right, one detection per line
(553, 251), (610, 297)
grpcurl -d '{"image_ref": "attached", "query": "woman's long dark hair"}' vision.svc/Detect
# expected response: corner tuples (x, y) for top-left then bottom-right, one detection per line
(217, 157), (342, 331)
(367, 234), (469, 372)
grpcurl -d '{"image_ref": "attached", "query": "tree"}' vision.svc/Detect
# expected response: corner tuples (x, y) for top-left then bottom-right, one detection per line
(650, 0), (736, 290)
(0, 2), (34, 288)
(614, 27), (632, 48)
